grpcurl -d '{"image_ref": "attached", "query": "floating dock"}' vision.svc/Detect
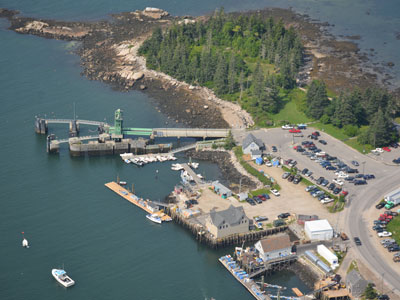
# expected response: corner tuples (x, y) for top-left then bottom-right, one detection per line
(292, 288), (303, 297)
(219, 255), (271, 300)
(105, 181), (172, 222)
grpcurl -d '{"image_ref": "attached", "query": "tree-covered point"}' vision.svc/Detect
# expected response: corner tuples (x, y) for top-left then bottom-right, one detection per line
(139, 8), (304, 116)
(305, 80), (399, 147)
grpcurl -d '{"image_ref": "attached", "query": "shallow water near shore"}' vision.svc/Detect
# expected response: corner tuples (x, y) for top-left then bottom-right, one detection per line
(0, 0), (398, 299)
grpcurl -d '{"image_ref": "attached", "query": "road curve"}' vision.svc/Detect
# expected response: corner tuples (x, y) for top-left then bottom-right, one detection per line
(347, 169), (400, 295)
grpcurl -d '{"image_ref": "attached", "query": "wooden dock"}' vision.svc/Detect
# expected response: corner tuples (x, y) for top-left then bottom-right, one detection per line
(219, 255), (271, 300)
(105, 181), (172, 221)
(181, 163), (203, 185)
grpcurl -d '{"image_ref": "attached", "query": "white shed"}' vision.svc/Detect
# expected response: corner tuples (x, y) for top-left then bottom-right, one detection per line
(317, 244), (339, 269)
(304, 219), (333, 241)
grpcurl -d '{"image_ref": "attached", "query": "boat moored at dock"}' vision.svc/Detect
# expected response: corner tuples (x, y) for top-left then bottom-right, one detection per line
(146, 214), (162, 224)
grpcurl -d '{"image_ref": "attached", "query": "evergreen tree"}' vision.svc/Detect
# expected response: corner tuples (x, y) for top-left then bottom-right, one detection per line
(252, 63), (264, 100)
(367, 109), (395, 147)
(306, 80), (330, 119)
(228, 54), (236, 94)
(214, 52), (228, 95)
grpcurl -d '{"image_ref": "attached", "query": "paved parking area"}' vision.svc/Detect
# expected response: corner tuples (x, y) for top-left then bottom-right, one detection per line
(243, 127), (399, 198)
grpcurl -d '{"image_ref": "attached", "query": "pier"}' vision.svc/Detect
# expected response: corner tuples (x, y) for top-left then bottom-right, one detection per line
(105, 181), (172, 222)
(219, 255), (271, 300)
(181, 163), (203, 185)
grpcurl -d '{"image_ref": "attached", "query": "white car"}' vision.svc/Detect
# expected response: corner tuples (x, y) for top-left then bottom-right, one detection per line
(378, 231), (392, 237)
(321, 198), (334, 204)
(281, 124), (293, 130)
(333, 179), (344, 185)
(265, 161), (272, 167)
(375, 148), (384, 153)
(337, 173), (349, 179)
(270, 189), (280, 196)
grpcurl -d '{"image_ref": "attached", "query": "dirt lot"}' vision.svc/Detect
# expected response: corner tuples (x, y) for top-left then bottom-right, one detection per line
(175, 163), (339, 230)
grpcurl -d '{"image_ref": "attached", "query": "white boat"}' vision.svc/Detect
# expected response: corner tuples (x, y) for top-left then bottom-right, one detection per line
(146, 214), (162, 224)
(51, 269), (75, 287)
(171, 163), (183, 171)
(124, 159), (131, 164)
(196, 174), (204, 179)
(119, 181), (127, 185)
(22, 238), (29, 248)
(21, 232), (29, 248)
(188, 162), (199, 169)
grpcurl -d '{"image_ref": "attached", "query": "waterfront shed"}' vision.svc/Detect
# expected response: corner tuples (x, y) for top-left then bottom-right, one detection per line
(254, 234), (292, 262)
(238, 192), (248, 201)
(205, 205), (250, 238)
(346, 270), (368, 299)
(304, 219), (333, 241)
(212, 181), (232, 198)
(242, 133), (264, 155)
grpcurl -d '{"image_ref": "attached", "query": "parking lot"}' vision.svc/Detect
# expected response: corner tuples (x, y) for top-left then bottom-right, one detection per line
(245, 127), (400, 199)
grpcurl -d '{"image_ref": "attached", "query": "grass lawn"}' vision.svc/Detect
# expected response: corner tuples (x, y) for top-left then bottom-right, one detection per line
(250, 188), (270, 196)
(387, 215), (400, 244)
(344, 138), (374, 154)
(311, 122), (351, 141)
(347, 260), (359, 274)
(268, 89), (312, 125)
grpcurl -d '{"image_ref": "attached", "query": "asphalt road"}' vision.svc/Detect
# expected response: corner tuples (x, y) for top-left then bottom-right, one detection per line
(235, 127), (400, 295)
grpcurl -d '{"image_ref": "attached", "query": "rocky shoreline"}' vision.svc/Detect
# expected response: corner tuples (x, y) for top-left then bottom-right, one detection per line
(1, 6), (398, 129)
(185, 149), (259, 193)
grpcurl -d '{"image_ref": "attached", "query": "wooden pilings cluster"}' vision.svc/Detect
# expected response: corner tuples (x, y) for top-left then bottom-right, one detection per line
(165, 206), (288, 249)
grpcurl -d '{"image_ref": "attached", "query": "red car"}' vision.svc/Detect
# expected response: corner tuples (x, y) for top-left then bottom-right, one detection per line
(382, 147), (391, 152)
(289, 129), (301, 133)
(341, 190), (348, 196)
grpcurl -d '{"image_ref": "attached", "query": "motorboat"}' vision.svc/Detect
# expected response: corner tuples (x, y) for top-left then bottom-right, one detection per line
(51, 269), (75, 287)
(21, 232), (29, 248)
(146, 214), (162, 224)
(188, 162), (199, 169)
(119, 181), (127, 185)
(171, 163), (183, 171)
(124, 159), (131, 164)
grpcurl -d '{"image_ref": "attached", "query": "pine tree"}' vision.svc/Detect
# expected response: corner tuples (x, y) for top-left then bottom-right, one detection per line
(252, 63), (264, 100)
(306, 80), (330, 119)
(214, 52), (228, 95)
(228, 54), (236, 94)
(368, 109), (395, 147)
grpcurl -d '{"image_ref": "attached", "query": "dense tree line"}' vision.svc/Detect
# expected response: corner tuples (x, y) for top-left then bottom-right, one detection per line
(139, 8), (303, 115)
(306, 80), (399, 147)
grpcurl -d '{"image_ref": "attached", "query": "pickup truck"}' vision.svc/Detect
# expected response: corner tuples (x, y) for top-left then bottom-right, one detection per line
(340, 232), (349, 240)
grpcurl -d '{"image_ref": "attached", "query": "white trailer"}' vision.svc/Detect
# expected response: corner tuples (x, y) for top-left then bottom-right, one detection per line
(384, 188), (400, 205)
(317, 244), (339, 269)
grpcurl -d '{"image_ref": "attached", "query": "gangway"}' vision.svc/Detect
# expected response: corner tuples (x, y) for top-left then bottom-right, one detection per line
(169, 143), (197, 154)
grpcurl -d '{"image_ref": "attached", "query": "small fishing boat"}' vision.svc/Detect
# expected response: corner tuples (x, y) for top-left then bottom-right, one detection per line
(124, 159), (131, 164)
(119, 181), (127, 185)
(188, 162), (199, 169)
(51, 269), (75, 287)
(21, 232), (29, 248)
(146, 214), (162, 224)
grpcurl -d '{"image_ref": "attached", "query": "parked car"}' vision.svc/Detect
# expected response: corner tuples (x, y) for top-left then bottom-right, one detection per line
(354, 237), (362, 246)
(305, 171), (313, 177)
(321, 198), (334, 204)
(287, 175), (295, 182)
(312, 131), (320, 136)
(382, 147), (391, 152)
(340, 232), (349, 240)
(254, 197), (263, 204)
(364, 174), (375, 180)
(375, 148), (384, 153)
(328, 183), (336, 190)
(378, 231), (393, 237)
(319, 140), (327, 145)
(293, 175), (301, 184)
(393, 158), (400, 164)
(321, 179), (329, 186)
(333, 187), (342, 194)
(278, 213), (291, 219)
(333, 179), (344, 186)
(302, 168), (309, 175)
(282, 172), (291, 179)
(289, 128), (301, 133)
(341, 190), (349, 197)
(389, 245), (400, 252)
(270, 189), (280, 196)
(316, 177), (325, 185)
(271, 146), (277, 152)
(351, 160), (359, 166)
(354, 180), (367, 185)
(376, 202), (385, 209)
(282, 124), (294, 130)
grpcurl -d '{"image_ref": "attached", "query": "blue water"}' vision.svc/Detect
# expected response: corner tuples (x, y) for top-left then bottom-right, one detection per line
(0, 0), (398, 299)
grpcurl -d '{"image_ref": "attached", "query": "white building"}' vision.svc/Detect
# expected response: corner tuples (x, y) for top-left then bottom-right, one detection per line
(242, 134), (264, 155)
(304, 219), (333, 241)
(317, 244), (339, 269)
(255, 234), (292, 262)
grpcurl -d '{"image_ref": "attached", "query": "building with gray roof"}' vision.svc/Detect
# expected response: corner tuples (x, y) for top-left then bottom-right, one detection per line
(242, 133), (264, 155)
(346, 270), (368, 298)
(205, 205), (250, 238)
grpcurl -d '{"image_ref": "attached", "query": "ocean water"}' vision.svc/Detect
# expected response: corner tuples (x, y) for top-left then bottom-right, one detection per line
(0, 0), (398, 299)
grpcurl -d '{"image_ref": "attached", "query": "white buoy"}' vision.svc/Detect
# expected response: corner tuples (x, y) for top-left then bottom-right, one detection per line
(21, 232), (29, 248)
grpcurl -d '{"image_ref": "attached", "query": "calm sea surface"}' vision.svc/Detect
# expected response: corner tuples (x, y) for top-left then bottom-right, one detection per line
(0, 0), (398, 299)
